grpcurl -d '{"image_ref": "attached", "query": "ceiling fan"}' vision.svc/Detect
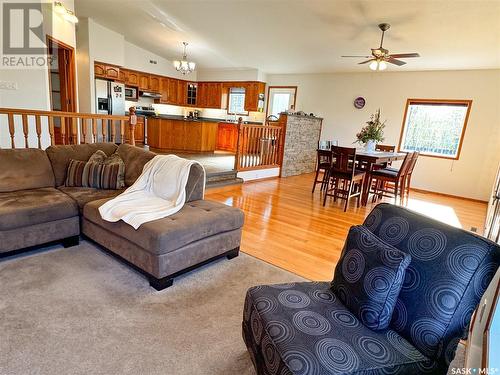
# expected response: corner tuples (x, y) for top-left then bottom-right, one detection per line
(342, 23), (420, 71)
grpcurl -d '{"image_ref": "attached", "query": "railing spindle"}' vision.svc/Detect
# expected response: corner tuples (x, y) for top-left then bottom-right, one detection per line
(92, 118), (97, 143)
(35, 115), (42, 149)
(60, 116), (66, 145)
(48, 116), (55, 146)
(22, 114), (29, 148)
(110, 120), (116, 143)
(8, 113), (15, 148)
(81, 117), (87, 144)
(102, 119), (108, 142)
(120, 120), (125, 144)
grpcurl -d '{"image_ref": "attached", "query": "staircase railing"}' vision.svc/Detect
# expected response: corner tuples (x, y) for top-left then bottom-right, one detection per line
(234, 119), (284, 171)
(0, 107), (130, 149)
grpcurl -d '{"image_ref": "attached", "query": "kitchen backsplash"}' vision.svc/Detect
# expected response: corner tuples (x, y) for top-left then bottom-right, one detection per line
(126, 99), (266, 124)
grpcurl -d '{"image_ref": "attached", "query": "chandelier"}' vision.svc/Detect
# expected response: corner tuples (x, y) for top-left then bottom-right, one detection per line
(173, 42), (196, 75)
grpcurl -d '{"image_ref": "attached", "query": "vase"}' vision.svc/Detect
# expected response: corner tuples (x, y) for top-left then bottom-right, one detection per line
(364, 140), (376, 153)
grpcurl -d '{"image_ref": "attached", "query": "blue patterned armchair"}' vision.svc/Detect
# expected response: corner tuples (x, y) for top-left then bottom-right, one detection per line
(242, 203), (500, 374)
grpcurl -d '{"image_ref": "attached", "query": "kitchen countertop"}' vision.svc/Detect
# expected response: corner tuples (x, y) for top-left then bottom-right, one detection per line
(132, 113), (262, 125)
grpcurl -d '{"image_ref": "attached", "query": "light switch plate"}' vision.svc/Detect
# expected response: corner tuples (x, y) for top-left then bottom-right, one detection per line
(0, 81), (18, 90)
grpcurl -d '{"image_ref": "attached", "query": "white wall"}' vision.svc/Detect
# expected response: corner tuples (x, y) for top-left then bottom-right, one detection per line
(267, 70), (500, 201)
(0, 0), (77, 148)
(197, 68), (262, 82)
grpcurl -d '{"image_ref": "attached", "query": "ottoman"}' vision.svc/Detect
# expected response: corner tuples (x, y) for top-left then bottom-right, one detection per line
(82, 198), (244, 290)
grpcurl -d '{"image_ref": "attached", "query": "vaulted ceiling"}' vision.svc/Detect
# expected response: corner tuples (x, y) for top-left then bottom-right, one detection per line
(74, 0), (500, 74)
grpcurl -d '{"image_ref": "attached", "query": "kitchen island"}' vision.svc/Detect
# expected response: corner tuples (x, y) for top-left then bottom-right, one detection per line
(147, 117), (219, 153)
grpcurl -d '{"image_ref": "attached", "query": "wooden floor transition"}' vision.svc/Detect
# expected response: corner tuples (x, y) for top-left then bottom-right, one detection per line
(206, 172), (488, 281)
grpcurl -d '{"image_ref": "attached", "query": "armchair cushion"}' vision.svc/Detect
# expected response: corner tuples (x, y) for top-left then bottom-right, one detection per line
(331, 225), (411, 331)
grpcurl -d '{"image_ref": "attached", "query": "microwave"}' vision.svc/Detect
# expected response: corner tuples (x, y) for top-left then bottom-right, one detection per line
(125, 86), (138, 101)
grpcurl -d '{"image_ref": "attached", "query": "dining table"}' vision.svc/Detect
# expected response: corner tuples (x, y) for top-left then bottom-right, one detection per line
(318, 148), (407, 206)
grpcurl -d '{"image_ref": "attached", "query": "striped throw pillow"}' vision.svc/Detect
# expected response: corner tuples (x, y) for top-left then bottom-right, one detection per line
(65, 154), (125, 190)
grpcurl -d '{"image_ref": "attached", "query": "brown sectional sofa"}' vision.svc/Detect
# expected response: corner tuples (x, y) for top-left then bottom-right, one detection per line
(0, 143), (244, 290)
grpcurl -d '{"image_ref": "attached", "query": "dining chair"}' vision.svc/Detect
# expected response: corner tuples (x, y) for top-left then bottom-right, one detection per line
(375, 144), (396, 152)
(403, 151), (419, 200)
(369, 152), (414, 204)
(323, 146), (366, 211)
(312, 149), (333, 193)
(318, 140), (330, 150)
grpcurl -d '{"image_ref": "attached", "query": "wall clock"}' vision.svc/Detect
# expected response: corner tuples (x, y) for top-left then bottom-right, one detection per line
(354, 97), (366, 109)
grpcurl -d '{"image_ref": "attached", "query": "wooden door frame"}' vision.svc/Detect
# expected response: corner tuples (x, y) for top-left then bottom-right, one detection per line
(46, 35), (77, 112)
(265, 86), (298, 119)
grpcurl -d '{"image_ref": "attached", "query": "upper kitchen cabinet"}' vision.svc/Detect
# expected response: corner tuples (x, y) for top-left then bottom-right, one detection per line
(168, 78), (179, 104)
(244, 82), (266, 112)
(118, 69), (127, 83)
(125, 70), (139, 86)
(138, 73), (150, 91)
(197, 82), (222, 109)
(186, 82), (197, 106)
(157, 77), (182, 105)
(149, 75), (160, 93)
(94, 62), (121, 81)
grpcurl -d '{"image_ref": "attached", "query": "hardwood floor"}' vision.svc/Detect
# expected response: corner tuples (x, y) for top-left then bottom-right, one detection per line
(206, 173), (488, 281)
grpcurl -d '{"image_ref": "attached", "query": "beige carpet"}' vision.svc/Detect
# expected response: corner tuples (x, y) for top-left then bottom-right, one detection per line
(0, 242), (466, 375)
(0, 241), (303, 375)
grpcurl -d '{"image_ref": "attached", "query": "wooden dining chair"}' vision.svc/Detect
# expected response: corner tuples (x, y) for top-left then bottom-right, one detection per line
(369, 152), (414, 204)
(323, 146), (366, 211)
(312, 149), (333, 193)
(375, 144), (396, 152)
(403, 151), (420, 200)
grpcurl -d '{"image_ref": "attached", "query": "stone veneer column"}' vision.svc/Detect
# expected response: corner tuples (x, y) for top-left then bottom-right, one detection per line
(280, 114), (323, 178)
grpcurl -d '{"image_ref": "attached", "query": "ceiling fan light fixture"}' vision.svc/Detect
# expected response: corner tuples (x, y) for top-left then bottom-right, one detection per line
(379, 61), (387, 70)
(369, 59), (387, 71)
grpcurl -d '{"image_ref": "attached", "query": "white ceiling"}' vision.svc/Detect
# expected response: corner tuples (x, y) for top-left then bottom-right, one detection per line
(74, 0), (500, 74)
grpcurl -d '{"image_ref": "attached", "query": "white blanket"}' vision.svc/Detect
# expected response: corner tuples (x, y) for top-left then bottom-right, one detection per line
(99, 155), (204, 229)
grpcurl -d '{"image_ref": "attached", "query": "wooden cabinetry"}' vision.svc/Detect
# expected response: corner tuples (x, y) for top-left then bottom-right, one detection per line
(244, 82), (265, 112)
(197, 82), (222, 109)
(94, 62), (121, 81)
(119, 69), (127, 83)
(149, 75), (160, 92)
(147, 118), (218, 152)
(139, 73), (150, 91)
(216, 122), (239, 152)
(125, 70), (139, 86)
(186, 82), (197, 106)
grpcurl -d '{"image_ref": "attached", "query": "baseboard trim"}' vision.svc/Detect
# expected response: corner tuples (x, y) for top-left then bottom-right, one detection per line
(410, 188), (488, 203)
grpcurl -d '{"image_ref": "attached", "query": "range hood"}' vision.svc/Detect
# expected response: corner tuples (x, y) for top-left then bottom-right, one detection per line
(140, 91), (162, 99)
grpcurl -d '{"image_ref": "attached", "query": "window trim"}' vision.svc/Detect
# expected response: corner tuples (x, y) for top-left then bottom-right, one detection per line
(227, 87), (249, 116)
(265, 86), (298, 119)
(397, 98), (473, 160)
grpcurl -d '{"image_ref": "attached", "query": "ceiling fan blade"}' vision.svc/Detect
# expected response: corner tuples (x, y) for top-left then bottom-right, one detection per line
(358, 59), (375, 65)
(389, 53), (420, 58)
(386, 58), (407, 66)
(341, 55), (372, 58)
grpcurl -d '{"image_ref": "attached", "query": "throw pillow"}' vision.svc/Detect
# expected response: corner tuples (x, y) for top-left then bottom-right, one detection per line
(65, 150), (125, 189)
(331, 225), (411, 331)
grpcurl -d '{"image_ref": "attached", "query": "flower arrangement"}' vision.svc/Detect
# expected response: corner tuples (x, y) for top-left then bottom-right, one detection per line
(355, 109), (386, 144)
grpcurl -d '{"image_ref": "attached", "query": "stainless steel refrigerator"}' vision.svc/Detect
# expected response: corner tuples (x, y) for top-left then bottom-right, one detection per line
(95, 79), (125, 143)
(485, 163), (500, 243)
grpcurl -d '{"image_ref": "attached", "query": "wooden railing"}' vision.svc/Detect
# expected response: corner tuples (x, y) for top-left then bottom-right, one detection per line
(0, 107), (129, 149)
(234, 121), (284, 171)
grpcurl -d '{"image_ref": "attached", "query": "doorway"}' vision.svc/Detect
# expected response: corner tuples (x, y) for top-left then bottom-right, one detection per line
(47, 35), (77, 144)
(266, 86), (297, 120)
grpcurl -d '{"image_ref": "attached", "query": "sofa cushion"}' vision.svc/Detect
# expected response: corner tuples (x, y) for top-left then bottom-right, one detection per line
(116, 143), (156, 186)
(0, 188), (78, 230)
(243, 282), (440, 375)
(83, 198), (244, 255)
(364, 203), (500, 365)
(0, 149), (55, 192)
(65, 158), (125, 190)
(46, 143), (118, 186)
(58, 186), (124, 214)
(331, 225), (411, 331)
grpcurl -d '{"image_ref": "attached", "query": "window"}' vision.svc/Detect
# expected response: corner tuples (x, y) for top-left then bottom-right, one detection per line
(266, 86), (297, 118)
(228, 87), (247, 115)
(399, 99), (472, 159)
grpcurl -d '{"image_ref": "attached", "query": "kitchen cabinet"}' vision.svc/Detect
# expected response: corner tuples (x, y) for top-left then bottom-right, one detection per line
(139, 73), (150, 91)
(94, 62), (106, 78)
(244, 82), (265, 112)
(126, 70), (139, 86)
(168, 78), (179, 104)
(147, 118), (218, 152)
(105, 66), (120, 80)
(176, 80), (186, 106)
(94, 62), (121, 81)
(149, 75), (160, 93)
(118, 69), (127, 83)
(197, 82), (222, 109)
(216, 122), (239, 152)
(186, 82), (197, 106)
